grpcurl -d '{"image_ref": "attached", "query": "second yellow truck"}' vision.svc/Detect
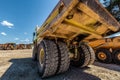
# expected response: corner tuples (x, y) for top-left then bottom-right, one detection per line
(88, 36), (120, 64)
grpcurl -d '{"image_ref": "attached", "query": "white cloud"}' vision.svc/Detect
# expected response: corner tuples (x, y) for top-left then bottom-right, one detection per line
(1, 32), (7, 36)
(15, 38), (19, 40)
(24, 38), (30, 42)
(1, 20), (14, 28)
(20, 38), (30, 43)
(24, 32), (27, 35)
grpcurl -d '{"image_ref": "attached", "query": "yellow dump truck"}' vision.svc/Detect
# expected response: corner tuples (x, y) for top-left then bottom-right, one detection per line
(88, 36), (120, 64)
(32, 0), (120, 78)
(0, 44), (3, 50)
(3, 43), (16, 50)
(25, 44), (32, 49)
(16, 44), (26, 49)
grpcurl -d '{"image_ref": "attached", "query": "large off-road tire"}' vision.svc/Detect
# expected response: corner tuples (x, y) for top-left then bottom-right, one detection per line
(38, 40), (58, 78)
(56, 41), (70, 74)
(95, 48), (112, 63)
(71, 42), (95, 67)
(32, 46), (38, 61)
(112, 49), (120, 64)
(86, 44), (95, 65)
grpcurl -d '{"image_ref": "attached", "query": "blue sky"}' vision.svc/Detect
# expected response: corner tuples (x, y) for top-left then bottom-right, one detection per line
(0, 0), (59, 44)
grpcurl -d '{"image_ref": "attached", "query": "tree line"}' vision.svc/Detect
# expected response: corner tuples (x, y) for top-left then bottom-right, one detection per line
(100, 0), (120, 22)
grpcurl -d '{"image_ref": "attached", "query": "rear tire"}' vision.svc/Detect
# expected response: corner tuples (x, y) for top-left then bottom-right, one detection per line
(112, 49), (120, 64)
(71, 42), (95, 67)
(96, 48), (112, 63)
(85, 43), (95, 65)
(56, 41), (70, 74)
(37, 39), (58, 78)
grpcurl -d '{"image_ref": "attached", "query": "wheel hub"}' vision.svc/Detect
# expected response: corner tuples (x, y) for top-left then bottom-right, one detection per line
(98, 52), (107, 60)
(117, 53), (120, 60)
(39, 48), (45, 67)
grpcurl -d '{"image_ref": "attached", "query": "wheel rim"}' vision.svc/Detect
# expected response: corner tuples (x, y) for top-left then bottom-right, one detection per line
(39, 48), (45, 67)
(117, 53), (120, 60)
(98, 52), (107, 60)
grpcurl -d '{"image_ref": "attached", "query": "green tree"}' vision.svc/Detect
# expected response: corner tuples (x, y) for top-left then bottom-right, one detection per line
(102, 0), (120, 22)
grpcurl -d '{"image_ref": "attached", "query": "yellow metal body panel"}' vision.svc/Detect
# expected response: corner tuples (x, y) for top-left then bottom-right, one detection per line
(88, 37), (120, 49)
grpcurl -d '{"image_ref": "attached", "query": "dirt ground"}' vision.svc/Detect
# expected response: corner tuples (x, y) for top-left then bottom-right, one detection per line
(0, 49), (120, 80)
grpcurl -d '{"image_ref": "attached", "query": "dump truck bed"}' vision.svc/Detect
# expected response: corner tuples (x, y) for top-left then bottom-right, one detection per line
(37, 0), (120, 41)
